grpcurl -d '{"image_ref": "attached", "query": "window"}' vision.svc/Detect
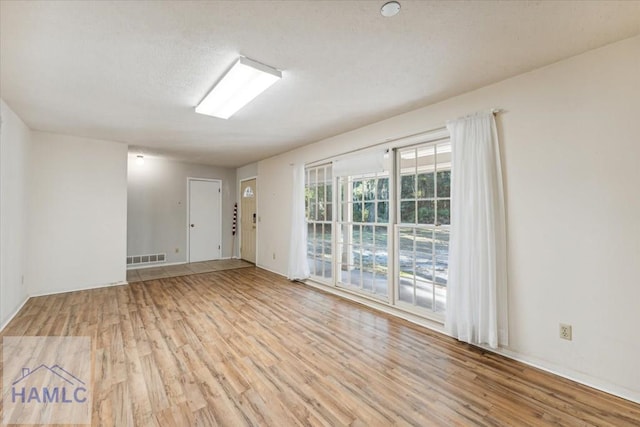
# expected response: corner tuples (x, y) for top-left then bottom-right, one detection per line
(337, 172), (390, 298)
(304, 134), (451, 320)
(305, 164), (332, 280)
(397, 142), (451, 314)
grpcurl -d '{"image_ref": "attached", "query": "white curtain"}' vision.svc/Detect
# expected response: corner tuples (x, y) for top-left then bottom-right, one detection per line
(287, 164), (311, 281)
(445, 112), (508, 349)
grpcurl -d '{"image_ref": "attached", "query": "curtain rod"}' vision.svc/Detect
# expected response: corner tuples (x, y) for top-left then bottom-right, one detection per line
(301, 108), (502, 167)
(304, 127), (446, 168)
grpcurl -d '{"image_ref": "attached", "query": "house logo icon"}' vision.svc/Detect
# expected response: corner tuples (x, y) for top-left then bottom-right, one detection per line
(3, 336), (92, 425)
(11, 364), (88, 404)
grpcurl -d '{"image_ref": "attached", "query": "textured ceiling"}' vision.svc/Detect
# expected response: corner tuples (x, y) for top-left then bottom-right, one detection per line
(1, 1), (639, 167)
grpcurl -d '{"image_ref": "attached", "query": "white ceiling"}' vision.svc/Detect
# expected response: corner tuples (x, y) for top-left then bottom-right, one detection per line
(1, 1), (639, 167)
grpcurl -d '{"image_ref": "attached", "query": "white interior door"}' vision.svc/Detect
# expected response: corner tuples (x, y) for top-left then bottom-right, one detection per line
(189, 179), (222, 262)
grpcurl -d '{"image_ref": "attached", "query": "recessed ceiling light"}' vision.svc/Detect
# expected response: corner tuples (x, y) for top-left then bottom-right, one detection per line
(195, 56), (282, 119)
(381, 1), (401, 17)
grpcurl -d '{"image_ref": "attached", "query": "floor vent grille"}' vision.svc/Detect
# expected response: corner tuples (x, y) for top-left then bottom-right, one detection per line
(127, 253), (166, 266)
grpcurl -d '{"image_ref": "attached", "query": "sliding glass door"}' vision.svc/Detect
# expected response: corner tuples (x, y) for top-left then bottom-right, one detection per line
(304, 136), (451, 319)
(396, 142), (451, 315)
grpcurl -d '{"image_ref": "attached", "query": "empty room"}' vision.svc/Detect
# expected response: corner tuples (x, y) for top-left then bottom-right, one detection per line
(1, 1), (639, 425)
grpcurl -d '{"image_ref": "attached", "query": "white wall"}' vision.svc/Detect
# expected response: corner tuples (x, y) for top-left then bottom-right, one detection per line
(28, 132), (128, 295)
(237, 162), (258, 182)
(255, 36), (640, 401)
(0, 100), (30, 328)
(127, 155), (236, 263)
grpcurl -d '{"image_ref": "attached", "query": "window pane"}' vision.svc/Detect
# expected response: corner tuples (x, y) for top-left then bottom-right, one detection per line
(417, 172), (435, 199)
(437, 170), (451, 197)
(362, 225), (374, 246)
(352, 246), (362, 266)
(416, 281), (434, 310)
(307, 223), (315, 241)
(415, 228), (433, 283)
(363, 179), (376, 200)
(375, 226), (388, 248)
(399, 277), (414, 304)
(399, 228), (415, 256)
(437, 199), (450, 225)
(400, 201), (415, 223)
(377, 201), (389, 222)
(377, 178), (389, 200)
(437, 143), (452, 168)
(401, 175), (415, 199)
(350, 267), (362, 288)
(417, 200), (435, 224)
(310, 201), (317, 221)
(400, 149), (416, 172)
(315, 224), (323, 244)
(363, 202), (375, 222)
(352, 224), (361, 244)
(352, 180), (363, 201)
(352, 203), (363, 222)
(362, 272), (374, 291)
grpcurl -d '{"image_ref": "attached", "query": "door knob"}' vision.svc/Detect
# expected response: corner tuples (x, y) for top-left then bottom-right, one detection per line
(190, 224), (195, 227)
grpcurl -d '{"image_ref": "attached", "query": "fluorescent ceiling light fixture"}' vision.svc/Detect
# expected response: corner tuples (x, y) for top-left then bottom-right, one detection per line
(195, 57), (282, 119)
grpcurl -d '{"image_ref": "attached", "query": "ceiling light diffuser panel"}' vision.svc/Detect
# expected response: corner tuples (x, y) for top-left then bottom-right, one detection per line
(195, 57), (282, 119)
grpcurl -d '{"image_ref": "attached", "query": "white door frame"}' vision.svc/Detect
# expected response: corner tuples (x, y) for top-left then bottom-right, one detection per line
(238, 176), (258, 264)
(186, 177), (222, 263)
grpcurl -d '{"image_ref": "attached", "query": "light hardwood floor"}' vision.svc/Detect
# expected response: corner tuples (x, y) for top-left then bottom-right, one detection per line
(1, 267), (639, 426)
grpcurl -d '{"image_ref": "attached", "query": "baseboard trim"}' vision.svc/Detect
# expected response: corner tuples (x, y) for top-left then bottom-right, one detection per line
(0, 295), (30, 332)
(490, 347), (640, 404)
(255, 264), (282, 276)
(127, 261), (186, 270)
(29, 281), (129, 298)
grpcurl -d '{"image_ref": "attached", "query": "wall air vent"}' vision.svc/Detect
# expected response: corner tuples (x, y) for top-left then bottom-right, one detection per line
(127, 253), (167, 267)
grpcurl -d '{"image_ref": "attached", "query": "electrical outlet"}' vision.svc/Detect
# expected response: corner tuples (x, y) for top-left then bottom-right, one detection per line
(272, 252), (276, 260)
(559, 324), (572, 341)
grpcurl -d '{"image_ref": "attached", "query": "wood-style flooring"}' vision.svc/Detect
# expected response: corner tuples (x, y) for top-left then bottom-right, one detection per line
(1, 267), (639, 426)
